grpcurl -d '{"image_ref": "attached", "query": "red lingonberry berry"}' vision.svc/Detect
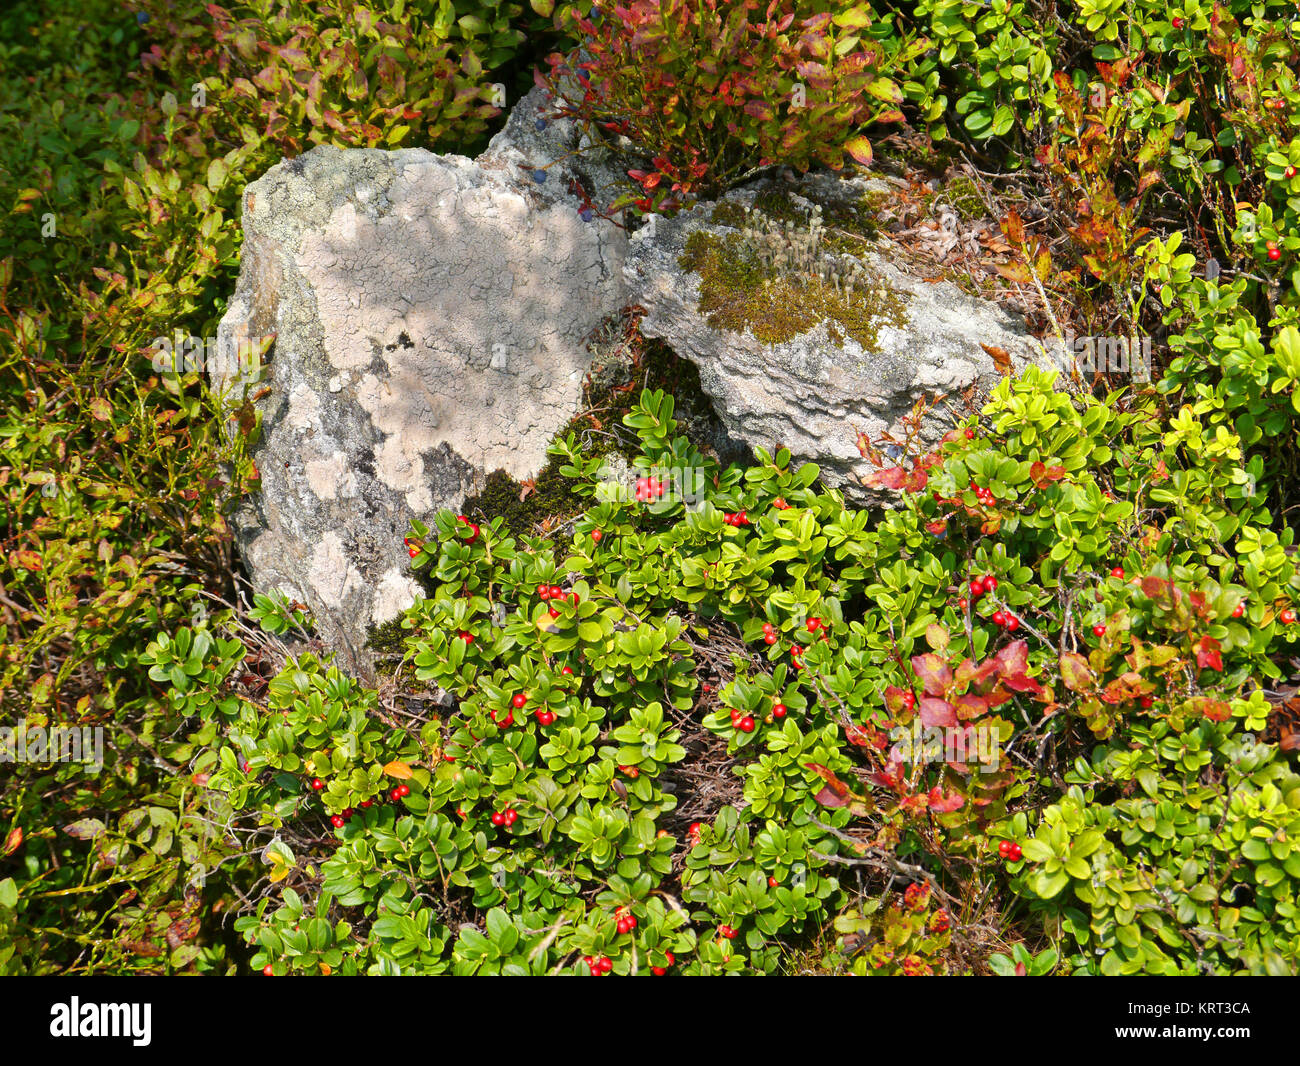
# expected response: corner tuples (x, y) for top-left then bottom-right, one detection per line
(311, 777), (325, 791)
(591, 529), (602, 542)
(965, 428), (975, 439)
(738, 716), (755, 733)
(330, 814), (345, 828)
(1140, 695), (1155, 709)
(772, 702), (787, 719)
(984, 576), (998, 592)
(512, 693), (527, 709)
(491, 811), (506, 826)
(1005, 615), (1020, 632)
(263, 964), (275, 976)
(970, 577), (985, 597)
(1232, 602), (1246, 619)
(1110, 567), (1125, 579)
(1282, 608), (1297, 625)
(1092, 624), (1107, 637)
(992, 610), (1007, 627)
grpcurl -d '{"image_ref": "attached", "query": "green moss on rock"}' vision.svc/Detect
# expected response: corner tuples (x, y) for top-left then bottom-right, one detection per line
(678, 211), (908, 351)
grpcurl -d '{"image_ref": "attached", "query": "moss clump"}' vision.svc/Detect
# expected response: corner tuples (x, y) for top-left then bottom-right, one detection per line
(943, 174), (987, 221)
(709, 201), (749, 228)
(678, 208), (908, 351)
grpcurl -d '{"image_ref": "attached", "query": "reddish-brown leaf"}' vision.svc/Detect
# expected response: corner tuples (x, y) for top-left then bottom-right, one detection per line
(1059, 651), (1093, 693)
(911, 653), (953, 696)
(919, 697), (958, 728)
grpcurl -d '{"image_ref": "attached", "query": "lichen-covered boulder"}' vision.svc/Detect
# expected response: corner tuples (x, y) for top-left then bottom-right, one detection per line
(215, 88), (628, 676)
(623, 173), (1049, 504)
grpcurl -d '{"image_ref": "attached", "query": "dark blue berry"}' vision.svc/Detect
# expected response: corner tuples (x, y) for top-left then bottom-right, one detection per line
(580, 208), (593, 222)
(535, 118), (547, 131)
(532, 169), (547, 184)
(136, 10), (151, 23)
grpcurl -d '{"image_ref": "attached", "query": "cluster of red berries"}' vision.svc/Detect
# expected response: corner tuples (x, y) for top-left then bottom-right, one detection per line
(456, 630), (474, 643)
(535, 708), (556, 726)
(404, 537), (421, 559)
(491, 807), (518, 827)
(491, 708), (515, 728)
(791, 644), (805, 670)
(998, 840), (1023, 862)
(973, 485), (997, 506)
(761, 621), (779, 645)
(1266, 240), (1282, 261)
(805, 616), (824, 633)
(651, 951), (675, 976)
(1266, 98), (1287, 112)
(723, 510), (749, 526)
(968, 575), (998, 599)
(990, 609), (1020, 633)
(687, 822), (702, 844)
(634, 476), (665, 502)
(718, 924), (738, 939)
(584, 955), (613, 975)
(729, 706), (756, 733)
(614, 909), (638, 935)
(389, 783), (411, 803)
(456, 515), (480, 542)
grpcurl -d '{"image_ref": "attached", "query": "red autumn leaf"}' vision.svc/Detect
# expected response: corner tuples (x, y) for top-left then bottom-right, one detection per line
(805, 763), (873, 815)
(927, 786), (966, 813)
(1141, 576), (1174, 606)
(911, 653), (953, 695)
(883, 685), (910, 714)
(1028, 460), (1067, 488)
(1194, 698), (1231, 722)
(925, 519), (948, 535)
(953, 693), (987, 720)
(994, 641), (1042, 695)
(865, 465), (907, 490)
(1195, 635), (1223, 672)
(1058, 651), (1093, 693)
(956, 658), (997, 689)
(919, 697), (958, 728)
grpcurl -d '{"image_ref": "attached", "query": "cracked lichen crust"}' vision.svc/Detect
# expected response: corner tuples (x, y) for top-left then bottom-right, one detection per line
(624, 172), (1050, 506)
(215, 88), (629, 677)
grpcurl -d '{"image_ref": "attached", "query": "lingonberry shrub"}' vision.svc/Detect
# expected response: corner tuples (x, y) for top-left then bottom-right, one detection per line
(535, 0), (926, 212)
(147, 372), (1298, 974)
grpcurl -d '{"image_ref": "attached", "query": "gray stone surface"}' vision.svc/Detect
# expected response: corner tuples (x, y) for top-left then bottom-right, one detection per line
(623, 174), (1047, 504)
(215, 87), (628, 676)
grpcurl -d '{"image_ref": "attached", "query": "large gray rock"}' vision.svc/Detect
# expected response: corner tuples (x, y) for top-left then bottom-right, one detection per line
(623, 173), (1047, 504)
(215, 87), (629, 676)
